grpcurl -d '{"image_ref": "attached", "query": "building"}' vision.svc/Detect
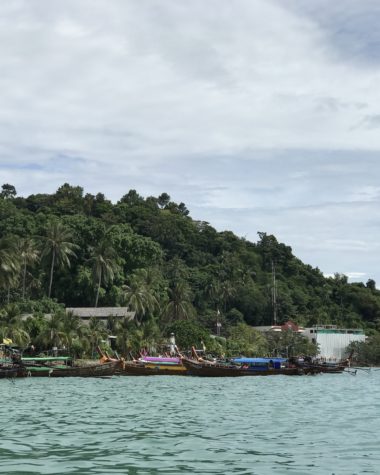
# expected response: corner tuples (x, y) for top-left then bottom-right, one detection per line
(253, 321), (366, 361)
(253, 320), (305, 333)
(21, 307), (135, 325)
(66, 307), (135, 325)
(304, 325), (366, 361)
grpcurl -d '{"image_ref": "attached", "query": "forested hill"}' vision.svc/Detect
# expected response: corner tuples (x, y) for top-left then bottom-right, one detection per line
(1, 182), (380, 335)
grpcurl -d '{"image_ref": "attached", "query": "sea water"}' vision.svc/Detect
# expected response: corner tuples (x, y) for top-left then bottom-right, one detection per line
(0, 371), (379, 474)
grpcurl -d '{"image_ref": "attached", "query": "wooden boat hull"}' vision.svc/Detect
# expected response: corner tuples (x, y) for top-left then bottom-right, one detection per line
(0, 365), (27, 378)
(293, 363), (345, 374)
(118, 361), (187, 376)
(313, 365), (345, 374)
(24, 361), (118, 377)
(181, 358), (303, 377)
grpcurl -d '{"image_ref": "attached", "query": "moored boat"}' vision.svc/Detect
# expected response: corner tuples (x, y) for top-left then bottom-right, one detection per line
(288, 357), (346, 374)
(0, 363), (27, 378)
(181, 356), (307, 377)
(21, 356), (119, 377)
(308, 362), (346, 374)
(119, 357), (187, 376)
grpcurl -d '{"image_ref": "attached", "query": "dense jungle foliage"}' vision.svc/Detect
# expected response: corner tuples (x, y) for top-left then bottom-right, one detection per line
(1, 183), (379, 362)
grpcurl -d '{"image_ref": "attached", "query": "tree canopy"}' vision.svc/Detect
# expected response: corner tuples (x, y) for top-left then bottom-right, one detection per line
(1, 183), (380, 360)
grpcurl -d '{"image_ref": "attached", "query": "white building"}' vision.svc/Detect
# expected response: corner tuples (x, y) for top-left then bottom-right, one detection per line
(304, 325), (366, 361)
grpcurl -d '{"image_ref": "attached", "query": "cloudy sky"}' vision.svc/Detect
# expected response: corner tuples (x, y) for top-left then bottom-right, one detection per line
(1, 0), (380, 283)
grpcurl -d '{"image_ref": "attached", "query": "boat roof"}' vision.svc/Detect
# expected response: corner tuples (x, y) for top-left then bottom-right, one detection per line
(232, 357), (287, 364)
(141, 356), (180, 363)
(21, 356), (71, 362)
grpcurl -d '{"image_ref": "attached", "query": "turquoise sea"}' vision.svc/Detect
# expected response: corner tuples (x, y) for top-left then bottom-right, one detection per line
(0, 371), (379, 474)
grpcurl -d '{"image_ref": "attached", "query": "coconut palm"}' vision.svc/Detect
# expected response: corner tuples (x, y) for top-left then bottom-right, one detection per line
(114, 316), (131, 356)
(219, 280), (236, 312)
(41, 221), (78, 298)
(0, 304), (30, 347)
(106, 315), (119, 336)
(61, 311), (83, 353)
(88, 239), (118, 307)
(123, 270), (158, 324)
(85, 317), (107, 357)
(0, 236), (20, 302)
(16, 237), (39, 299)
(113, 316), (138, 357)
(163, 281), (195, 323)
(35, 313), (65, 350)
(139, 317), (163, 354)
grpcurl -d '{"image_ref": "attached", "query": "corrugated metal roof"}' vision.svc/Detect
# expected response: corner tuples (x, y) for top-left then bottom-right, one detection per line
(66, 307), (135, 318)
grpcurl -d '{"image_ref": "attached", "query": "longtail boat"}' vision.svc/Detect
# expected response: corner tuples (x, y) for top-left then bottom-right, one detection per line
(21, 356), (119, 377)
(288, 357), (346, 374)
(119, 356), (187, 376)
(304, 362), (346, 374)
(0, 364), (26, 378)
(181, 356), (320, 377)
(0, 352), (27, 378)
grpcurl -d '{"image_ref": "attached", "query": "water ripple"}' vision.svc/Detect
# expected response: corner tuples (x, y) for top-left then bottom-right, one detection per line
(0, 372), (379, 474)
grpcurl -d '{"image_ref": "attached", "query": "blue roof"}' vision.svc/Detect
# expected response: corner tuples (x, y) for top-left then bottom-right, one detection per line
(232, 357), (287, 364)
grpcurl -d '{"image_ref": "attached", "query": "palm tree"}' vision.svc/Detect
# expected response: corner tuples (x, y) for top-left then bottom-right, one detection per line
(0, 304), (30, 347)
(35, 313), (65, 350)
(139, 317), (163, 354)
(41, 221), (78, 298)
(123, 270), (158, 324)
(0, 236), (20, 303)
(17, 237), (39, 299)
(204, 280), (220, 310)
(114, 316), (135, 356)
(106, 315), (119, 336)
(219, 280), (236, 312)
(85, 317), (107, 357)
(163, 281), (195, 323)
(61, 311), (83, 353)
(88, 239), (118, 307)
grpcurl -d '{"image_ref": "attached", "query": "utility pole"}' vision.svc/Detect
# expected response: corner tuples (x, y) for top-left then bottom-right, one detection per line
(216, 308), (221, 337)
(272, 260), (277, 326)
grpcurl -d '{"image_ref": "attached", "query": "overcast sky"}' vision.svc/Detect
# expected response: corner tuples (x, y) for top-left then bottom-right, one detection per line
(1, 0), (380, 284)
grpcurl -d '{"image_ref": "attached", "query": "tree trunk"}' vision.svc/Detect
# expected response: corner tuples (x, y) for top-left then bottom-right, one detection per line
(7, 285), (10, 304)
(95, 269), (102, 308)
(48, 249), (55, 298)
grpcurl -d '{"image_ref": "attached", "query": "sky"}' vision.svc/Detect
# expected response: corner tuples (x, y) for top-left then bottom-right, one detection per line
(1, 0), (380, 284)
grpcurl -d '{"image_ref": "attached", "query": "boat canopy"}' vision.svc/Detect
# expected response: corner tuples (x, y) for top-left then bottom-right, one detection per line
(140, 357), (181, 364)
(21, 357), (71, 362)
(232, 357), (287, 364)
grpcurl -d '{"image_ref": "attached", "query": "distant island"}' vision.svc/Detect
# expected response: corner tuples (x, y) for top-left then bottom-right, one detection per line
(0, 183), (379, 363)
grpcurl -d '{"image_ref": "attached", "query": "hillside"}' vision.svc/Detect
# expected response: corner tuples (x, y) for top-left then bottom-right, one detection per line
(1, 183), (380, 360)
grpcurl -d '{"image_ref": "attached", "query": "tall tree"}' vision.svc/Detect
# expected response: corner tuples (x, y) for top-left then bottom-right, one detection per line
(35, 313), (65, 350)
(123, 269), (158, 324)
(17, 237), (39, 299)
(61, 311), (83, 353)
(41, 221), (78, 298)
(0, 184), (17, 199)
(0, 304), (30, 347)
(85, 317), (108, 357)
(0, 236), (20, 303)
(88, 239), (118, 307)
(163, 281), (195, 323)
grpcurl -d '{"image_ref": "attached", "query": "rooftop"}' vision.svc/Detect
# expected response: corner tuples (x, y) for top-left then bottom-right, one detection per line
(66, 307), (135, 318)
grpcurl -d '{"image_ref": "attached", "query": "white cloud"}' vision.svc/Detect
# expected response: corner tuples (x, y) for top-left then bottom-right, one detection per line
(0, 0), (380, 282)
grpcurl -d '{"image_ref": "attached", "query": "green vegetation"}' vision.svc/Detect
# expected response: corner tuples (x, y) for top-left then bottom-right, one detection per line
(1, 183), (380, 362)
